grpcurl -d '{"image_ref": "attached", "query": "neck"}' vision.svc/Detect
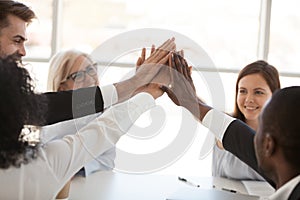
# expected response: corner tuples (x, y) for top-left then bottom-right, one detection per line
(273, 165), (299, 189)
(245, 119), (258, 131)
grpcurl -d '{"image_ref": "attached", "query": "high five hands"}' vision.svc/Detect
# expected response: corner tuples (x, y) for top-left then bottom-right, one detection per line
(135, 38), (201, 118)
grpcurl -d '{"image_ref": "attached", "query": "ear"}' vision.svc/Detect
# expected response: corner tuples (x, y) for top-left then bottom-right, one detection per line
(264, 133), (275, 157)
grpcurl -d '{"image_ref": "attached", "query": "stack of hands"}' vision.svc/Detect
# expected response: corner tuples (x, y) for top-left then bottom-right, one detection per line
(132, 37), (201, 118)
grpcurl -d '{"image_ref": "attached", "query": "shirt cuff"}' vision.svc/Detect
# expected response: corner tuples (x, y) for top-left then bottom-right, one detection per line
(202, 109), (235, 141)
(100, 84), (118, 109)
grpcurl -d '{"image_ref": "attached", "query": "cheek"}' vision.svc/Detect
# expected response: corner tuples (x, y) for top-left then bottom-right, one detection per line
(72, 82), (83, 90)
(257, 96), (271, 107)
(1, 43), (17, 55)
(61, 81), (76, 91)
(237, 95), (244, 109)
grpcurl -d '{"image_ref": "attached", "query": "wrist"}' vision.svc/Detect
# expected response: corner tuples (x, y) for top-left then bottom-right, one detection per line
(114, 77), (139, 103)
(181, 98), (211, 121)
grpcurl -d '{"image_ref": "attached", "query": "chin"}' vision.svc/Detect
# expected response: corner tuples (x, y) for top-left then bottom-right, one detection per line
(244, 115), (257, 121)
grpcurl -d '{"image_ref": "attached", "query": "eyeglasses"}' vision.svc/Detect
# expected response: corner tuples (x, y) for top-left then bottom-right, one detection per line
(66, 63), (98, 83)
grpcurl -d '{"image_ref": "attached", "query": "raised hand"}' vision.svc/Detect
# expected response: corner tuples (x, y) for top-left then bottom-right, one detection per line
(136, 45), (155, 69)
(136, 37), (175, 68)
(114, 38), (175, 103)
(162, 52), (200, 118)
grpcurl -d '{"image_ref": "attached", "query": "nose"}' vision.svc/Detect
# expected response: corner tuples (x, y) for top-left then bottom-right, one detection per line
(18, 45), (26, 57)
(245, 93), (254, 103)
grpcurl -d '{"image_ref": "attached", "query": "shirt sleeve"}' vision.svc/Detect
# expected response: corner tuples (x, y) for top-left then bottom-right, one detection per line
(43, 86), (104, 125)
(43, 92), (155, 183)
(202, 109), (235, 141)
(202, 109), (276, 187)
(100, 84), (118, 109)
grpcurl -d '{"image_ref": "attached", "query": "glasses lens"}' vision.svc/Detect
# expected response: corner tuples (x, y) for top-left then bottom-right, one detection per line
(71, 71), (85, 82)
(86, 64), (97, 77)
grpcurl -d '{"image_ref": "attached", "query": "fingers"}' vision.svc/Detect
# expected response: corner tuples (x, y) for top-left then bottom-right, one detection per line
(157, 37), (175, 51)
(177, 49), (184, 57)
(168, 53), (174, 89)
(158, 52), (172, 65)
(180, 55), (189, 78)
(173, 53), (183, 73)
(150, 45), (155, 55)
(141, 47), (146, 61)
(188, 66), (192, 76)
(145, 37), (176, 64)
(136, 57), (142, 68)
(136, 48), (146, 69)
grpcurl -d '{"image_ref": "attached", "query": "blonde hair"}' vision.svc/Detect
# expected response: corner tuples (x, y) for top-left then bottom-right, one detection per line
(47, 49), (93, 92)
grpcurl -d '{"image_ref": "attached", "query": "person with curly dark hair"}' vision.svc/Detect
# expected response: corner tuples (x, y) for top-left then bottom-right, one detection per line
(0, 56), (168, 199)
(0, 57), (46, 169)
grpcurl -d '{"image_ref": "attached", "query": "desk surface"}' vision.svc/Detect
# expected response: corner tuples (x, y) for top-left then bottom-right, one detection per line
(69, 171), (253, 200)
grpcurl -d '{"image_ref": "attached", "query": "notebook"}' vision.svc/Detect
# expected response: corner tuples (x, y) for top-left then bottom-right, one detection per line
(167, 188), (259, 200)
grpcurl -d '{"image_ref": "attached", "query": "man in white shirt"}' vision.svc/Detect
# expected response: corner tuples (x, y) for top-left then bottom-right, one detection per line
(166, 53), (300, 200)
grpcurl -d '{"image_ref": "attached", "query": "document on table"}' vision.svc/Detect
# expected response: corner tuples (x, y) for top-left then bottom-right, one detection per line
(242, 181), (275, 197)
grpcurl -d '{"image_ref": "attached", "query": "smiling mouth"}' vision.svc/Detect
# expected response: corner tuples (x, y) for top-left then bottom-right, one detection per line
(244, 106), (259, 110)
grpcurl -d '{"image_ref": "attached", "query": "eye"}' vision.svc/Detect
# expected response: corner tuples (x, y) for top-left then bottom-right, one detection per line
(255, 90), (264, 95)
(70, 71), (84, 81)
(86, 65), (97, 76)
(238, 89), (247, 94)
(14, 39), (22, 44)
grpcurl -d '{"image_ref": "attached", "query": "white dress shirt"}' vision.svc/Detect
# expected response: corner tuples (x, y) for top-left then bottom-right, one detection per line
(0, 92), (156, 200)
(212, 146), (265, 180)
(40, 85), (118, 176)
(261, 175), (300, 200)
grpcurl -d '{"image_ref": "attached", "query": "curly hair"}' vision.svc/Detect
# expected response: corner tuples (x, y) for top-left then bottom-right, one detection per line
(0, 56), (46, 169)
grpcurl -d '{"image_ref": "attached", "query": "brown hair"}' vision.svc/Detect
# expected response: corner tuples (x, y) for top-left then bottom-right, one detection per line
(0, 1), (36, 32)
(232, 60), (281, 121)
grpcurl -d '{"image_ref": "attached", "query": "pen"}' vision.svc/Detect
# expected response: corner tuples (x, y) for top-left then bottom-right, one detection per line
(178, 177), (200, 188)
(221, 187), (237, 193)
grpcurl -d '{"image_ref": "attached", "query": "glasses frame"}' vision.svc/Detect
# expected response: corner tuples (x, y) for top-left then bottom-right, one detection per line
(65, 63), (98, 83)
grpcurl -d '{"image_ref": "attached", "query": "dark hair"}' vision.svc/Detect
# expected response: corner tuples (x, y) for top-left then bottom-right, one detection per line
(0, 56), (46, 169)
(232, 60), (281, 121)
(0, 1), (36, 32)
(261, 86), (300, 168)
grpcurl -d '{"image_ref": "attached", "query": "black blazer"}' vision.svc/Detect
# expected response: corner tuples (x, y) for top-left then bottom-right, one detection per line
(41, 86), (104, 126)
(222, 120), (300, 199)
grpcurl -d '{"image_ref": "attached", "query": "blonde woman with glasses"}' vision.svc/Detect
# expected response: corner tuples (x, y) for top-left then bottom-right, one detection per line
(46, 49), (115, 199)
(47, 50), (99, 91)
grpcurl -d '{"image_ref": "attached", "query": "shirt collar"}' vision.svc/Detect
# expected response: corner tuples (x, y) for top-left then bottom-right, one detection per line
(265, 175), (300, 200)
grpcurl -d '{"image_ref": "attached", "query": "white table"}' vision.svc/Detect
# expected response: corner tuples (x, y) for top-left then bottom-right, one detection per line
(69, 171), (250, 200)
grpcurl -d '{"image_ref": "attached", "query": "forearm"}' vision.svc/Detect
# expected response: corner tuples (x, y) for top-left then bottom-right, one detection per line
(113, 77), (139, 104)
(181, 97), (212, 122)
(46, 92), (155, 182)
(222, 120), (275, 187)
(42, 86), (104, 125)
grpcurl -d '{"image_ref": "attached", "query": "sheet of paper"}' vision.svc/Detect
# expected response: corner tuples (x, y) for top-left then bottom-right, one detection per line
(242, 181), (275, 197)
